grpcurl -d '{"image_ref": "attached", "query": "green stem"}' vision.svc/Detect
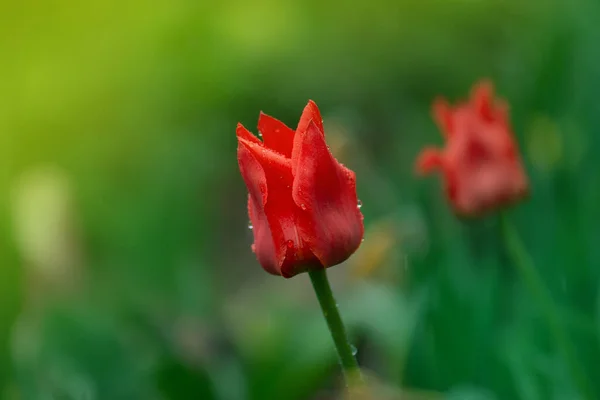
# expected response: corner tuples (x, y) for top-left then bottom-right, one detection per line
(308, 268), (364, 388)
(500, 214), (593, 400)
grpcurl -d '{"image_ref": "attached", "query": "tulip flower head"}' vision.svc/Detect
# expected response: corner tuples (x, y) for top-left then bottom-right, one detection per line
(416, 80), (529, 216)
(237, 101), (364, 278)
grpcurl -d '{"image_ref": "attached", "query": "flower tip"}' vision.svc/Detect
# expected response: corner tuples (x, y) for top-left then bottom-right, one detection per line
(297, 100), (324, 136)
(306, 118), (320, 131)
(432, 97), (449, 115)
(471, 79), (495, 102)
(471, 79), (499, 120)
(257, 110), (278, 128)
(304, 100), (322, 119)
(256, 111), (268, 130)
(235, 123), (246, 137)
(477, 78), (495, 91)
(415, 148), (442, 175)
(432, 97), (453, 135)
(236, 123), (262, 144)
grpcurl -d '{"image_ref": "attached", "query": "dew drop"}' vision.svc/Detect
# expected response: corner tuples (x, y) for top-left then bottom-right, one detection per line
(251, 244), (256, 253)
(275, 129), (280, 133)
(357, 199), (362, 209)
(361, 238), (365, 243)
(300, 203), (307, 210)
(248, 222), (253, 230)
(351, 344), (358, 356)
(286, 240), (294, 249)
(258, 132), (263, 137)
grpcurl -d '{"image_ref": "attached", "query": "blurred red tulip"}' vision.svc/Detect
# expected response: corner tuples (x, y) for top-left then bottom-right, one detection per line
(416, 80), (529, 216)
(237, 101), (364, 278)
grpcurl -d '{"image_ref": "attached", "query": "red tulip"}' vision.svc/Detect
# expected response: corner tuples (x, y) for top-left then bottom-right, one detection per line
(416, 80), (529, 216)
(237, 101), (364, 278)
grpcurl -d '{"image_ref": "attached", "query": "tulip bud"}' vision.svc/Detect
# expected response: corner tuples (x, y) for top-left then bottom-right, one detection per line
(237, 101), (364, 277)
(416, 80), (529, 216)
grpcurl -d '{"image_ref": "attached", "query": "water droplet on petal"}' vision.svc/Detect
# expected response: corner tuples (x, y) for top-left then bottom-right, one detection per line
(351, 344), (358, 356)
(258, 132), (263, 137)
(286, 240), (294, 249)
(361, 238), (365, 243)
(300, 203), (307, 210)
(357, 199), (362, 209)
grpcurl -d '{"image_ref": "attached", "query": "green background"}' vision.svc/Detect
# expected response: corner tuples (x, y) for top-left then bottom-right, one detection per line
(1, 0), (599, 398)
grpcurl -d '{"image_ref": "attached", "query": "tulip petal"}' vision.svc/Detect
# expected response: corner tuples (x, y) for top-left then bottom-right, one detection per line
(239, 137), (313, 277)
(236, 123), (262, 145)
(292, 100), (324, 175)
(258, 112), (295, 157)
(292, 120), (364, 268)
(237, 141), (278, 275)
(432, 98), (453, 137)
(416, 147), (444, 175)
(471, 80), (495, 121)
(296, 100), (324, 137)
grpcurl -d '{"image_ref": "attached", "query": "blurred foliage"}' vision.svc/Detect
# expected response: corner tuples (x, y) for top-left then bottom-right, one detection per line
(1, 0), (600, 399)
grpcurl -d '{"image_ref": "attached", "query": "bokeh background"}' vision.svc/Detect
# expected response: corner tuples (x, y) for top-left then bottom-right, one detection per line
(1, 0), (600, 399)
